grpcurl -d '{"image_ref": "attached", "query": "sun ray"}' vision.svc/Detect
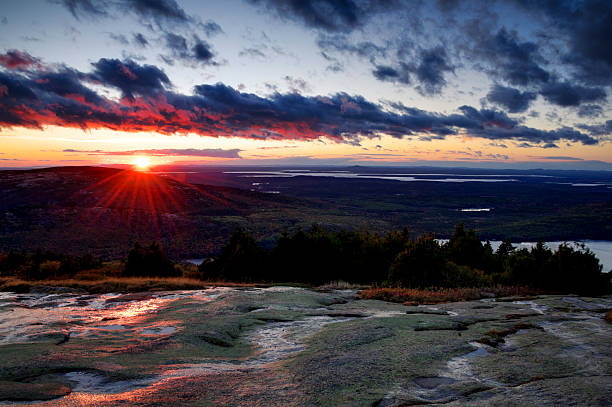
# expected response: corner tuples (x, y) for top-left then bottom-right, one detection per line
(132, 156), (151, 171)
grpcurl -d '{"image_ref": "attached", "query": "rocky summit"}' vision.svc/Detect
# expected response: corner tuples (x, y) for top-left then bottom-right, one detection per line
(0, 287), (610, 406)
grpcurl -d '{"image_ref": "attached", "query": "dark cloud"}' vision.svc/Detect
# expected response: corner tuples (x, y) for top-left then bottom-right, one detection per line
(468, 27), (549, 87)
(513, 0), (612, 86)
(163, 33), (218, 65)
(55, 0), (193, 29)
(577, 104), (603, 118)
(284, 76), (310, 93)
(540, 81), (606, 107)
(54, 0), (110, 20)
(200, 20), (223, 37)
(317, 34), (387, 61)
(107, 33), (129, 45)
(133, 33), (149, 47)
(486, 84), (537, 113)
(63, 148), (241, 158)
(320, 51), (343, 72)
(192, 38), (215, 63)
(125, 0), (189, 24)
(372, 65), (401, 81)
(36, 69), (104, 105)
(0, 50), (40, 70)
(89, 58), (171, 99)
(576, 120), (612, 137)
(247, 0), (397, 33)
(164, 32), (188, 53)
(0, 54), (603, 147)
(410, 47), (455, 95)
(371, 47), (454, 95)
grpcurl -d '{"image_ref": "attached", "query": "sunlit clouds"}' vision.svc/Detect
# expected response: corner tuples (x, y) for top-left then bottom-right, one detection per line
(0, 0), (610, 169)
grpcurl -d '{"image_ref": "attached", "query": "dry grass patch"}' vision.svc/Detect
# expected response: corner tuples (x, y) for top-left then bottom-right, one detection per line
(359, 286), (541, 305)
(0, 277), (258, 294)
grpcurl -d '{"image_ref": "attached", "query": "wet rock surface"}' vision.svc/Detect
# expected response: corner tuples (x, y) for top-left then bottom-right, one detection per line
(0, 288), (610, 406)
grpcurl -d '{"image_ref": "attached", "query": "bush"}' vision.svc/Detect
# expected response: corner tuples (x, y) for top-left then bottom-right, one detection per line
(124, 242), (179, 277)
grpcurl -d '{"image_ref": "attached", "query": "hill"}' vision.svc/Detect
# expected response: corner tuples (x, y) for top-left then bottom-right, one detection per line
(0, 166), (315, 259)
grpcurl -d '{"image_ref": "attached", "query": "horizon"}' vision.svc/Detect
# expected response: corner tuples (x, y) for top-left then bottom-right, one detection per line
(3, 161), (612, 172)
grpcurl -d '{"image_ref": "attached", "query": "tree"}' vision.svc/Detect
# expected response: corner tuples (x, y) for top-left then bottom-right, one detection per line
(446, 223), (487, 270)
(200, 229), (267, 282)
(125, 242), (179, 277)
(388, 235), (446, 287)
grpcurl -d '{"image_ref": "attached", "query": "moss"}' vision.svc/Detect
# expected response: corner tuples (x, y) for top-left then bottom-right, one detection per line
(0, 380), (71, 401)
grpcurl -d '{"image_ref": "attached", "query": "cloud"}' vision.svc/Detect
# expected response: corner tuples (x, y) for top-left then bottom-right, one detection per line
(514, 0), (612, 87)
(162, 33), (218, 66)
(55, 0), (224, 35)
(247, 0), (397, 33)
(124, 0), (189, 25)
(239, 48), (267, 59)
(284, 76), (310, 93)
(89, 58), (171, 99)
(107, 32), (129, 45)
(200, 20), (223, 37)
(576, 120), (612, 137)
(539, 81), (607, 107)
(319, 34), (454, 95)
(371, 46), (454, 95)
(528, 156), (586, 161)
(317, 34), (387, 61)
(63, 148), (242, 158)
(409, 47), (455, 95)
(320, 51), (343, 72)
(0, 50), (41, 70)
(468, 27), (550, 87)
(57, 0), (190, 25)
(577, 104), (603, 118)
(373, 65), (402, 81)
(486, 84), (537, 113)
(54, 0), (110, 20)
(0, 54), (604, 147)
(132, 33), (149, 47)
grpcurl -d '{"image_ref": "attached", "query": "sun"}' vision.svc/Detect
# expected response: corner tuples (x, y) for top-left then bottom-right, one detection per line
(132, 156), (151, 171)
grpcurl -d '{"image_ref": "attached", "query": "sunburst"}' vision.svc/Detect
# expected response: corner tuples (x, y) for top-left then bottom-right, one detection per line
(132, 156), (151, 171)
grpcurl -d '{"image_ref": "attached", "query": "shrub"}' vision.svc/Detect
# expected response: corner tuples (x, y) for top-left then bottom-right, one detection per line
(124, 242), (179, 277)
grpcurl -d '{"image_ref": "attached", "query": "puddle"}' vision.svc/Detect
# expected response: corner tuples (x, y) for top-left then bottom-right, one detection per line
(367, 310), (408, 318)
(444, 342), (505, 387)
(141, 326), (176, 336)
(413, 376), (457, 389)
(513, 300), (547, 315)
(63, 371), (153, 394)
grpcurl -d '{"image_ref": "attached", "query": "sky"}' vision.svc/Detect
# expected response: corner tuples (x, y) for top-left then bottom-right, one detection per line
(0, 0), (611, 169)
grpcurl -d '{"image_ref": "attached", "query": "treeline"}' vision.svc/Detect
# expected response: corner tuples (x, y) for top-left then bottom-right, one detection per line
(0, 242), (181, 280)
(199, 224), (611, 295)
(0, 249), (102, 280)
(1, 224), (610, 295)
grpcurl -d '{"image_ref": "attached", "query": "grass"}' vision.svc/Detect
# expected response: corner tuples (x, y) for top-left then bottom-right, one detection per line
(0, 276), (258, 294)
(359, 286), (542, 305)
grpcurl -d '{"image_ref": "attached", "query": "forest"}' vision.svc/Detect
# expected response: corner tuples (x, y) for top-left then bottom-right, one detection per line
(2, 223), (608, 296)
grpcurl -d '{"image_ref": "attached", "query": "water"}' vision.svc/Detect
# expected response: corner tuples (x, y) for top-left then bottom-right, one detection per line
(437, 240), (612, 273)
(225, 170), (517, 183)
